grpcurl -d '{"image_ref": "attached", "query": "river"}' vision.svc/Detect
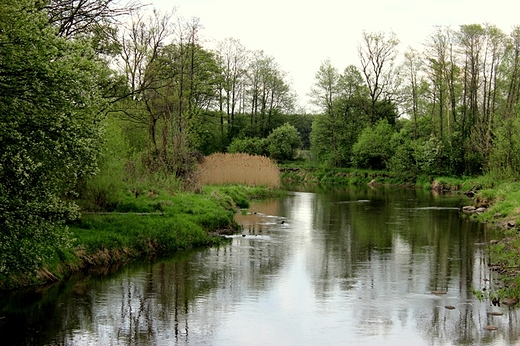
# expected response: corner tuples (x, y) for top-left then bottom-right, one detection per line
(1, 187), (519, 345)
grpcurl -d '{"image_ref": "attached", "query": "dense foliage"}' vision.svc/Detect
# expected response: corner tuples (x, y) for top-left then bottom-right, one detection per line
(0, 0), (108, 277)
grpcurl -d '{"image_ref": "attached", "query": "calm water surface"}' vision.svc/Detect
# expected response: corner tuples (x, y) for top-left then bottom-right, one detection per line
(1, 187), (519, 345)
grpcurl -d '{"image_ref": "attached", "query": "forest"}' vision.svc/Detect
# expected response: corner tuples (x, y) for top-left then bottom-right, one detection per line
(2, 0), (520, 280)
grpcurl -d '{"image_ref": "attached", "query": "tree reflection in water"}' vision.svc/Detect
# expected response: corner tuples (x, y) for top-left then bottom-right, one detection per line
(0, 187), (519, 345)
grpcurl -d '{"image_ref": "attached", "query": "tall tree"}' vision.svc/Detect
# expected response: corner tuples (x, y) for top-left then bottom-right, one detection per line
(309, 62), (371, 166)
(309, 59), (340, 116)
(215, 38), (248, 140)
(426, 27), (448, 138)
(505, 26), (520, 117)
(246, 50), (294, 137)
(401, 47), (425, 139)
(358, 31), (400, 123)
(309, 60), (341, 165)
(488, 26), (520, 176)
(116, 9), (173, 154)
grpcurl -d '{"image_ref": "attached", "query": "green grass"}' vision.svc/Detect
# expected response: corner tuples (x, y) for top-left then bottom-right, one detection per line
(69, 187), (245, 262)
(0, 184), (282, 290)
(68, 184), (284, 266)
(279, 163), (418, 187)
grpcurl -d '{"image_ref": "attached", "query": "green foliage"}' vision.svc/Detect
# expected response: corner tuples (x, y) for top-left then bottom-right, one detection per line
(413, 136), (446, 176)
(488, 117), (520, 179)
(287, 113), (314, 150)
(372, 99), (398, 126)
(266, 123), (302, 161)
(310, 103), (366, 167)
(310, 114), (339, 165)
(227, 137), (267, 156)
(309, 64), (371, 167)
(79, 117), (129, 211)
(0, 0), (108, 276)
(352, 120), (395, 170)
(387, 129), (418, 175)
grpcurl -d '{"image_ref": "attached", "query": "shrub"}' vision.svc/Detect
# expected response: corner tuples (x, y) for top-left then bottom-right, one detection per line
(388, 130), (417, 175)
(352, 120), (395, 170)
(227, 137), (267, 156)
(266, 123), (302, 161)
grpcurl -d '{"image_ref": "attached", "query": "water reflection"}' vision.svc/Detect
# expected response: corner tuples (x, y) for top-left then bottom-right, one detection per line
(1, 187), (519, 345)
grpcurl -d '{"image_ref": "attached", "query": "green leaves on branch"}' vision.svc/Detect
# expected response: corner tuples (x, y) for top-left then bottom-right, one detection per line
(0, 0), (109, 277)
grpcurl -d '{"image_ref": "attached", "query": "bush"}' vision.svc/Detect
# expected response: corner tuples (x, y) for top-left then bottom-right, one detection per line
(352, 120), (395, 170)
(488, 118), (520, 179)
(388, 129), (417, 175)
(227, 137), (267, 156)
(266, 123), (302, 161)
(79, 117), (129, 211)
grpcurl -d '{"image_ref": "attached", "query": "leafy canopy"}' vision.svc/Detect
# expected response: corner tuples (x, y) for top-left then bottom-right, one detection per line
(0, 0), (108, 277)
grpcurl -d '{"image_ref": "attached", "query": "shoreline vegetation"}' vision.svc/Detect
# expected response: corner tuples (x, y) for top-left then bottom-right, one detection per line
(4, 0), (520, 303)
(1, 184), (284, 291)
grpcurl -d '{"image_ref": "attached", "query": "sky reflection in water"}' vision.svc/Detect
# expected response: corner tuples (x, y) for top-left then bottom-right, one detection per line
(1, 188), (519, 345)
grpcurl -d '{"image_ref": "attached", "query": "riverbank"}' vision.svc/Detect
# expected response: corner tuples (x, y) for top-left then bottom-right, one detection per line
(426, 176), (520, 301)
(457, 180), (520, 301)
(0, 185), (283, 290)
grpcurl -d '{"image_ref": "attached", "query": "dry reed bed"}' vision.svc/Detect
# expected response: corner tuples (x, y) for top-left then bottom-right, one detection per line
(198, 153), (280, 187)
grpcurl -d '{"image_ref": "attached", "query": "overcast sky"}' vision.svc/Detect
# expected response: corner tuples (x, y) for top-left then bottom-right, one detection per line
(148, 0), (520, 111)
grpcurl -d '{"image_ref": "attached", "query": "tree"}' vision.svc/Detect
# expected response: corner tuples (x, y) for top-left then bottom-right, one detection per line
(488, 25), (520, 177)
(309, 59), (340, 116)
(309, 62), (372, 166)
(358, 31), (400, 123)
(400, 47), (427, 139)
(215, 38), (248, 140)
(116, 9), (173, 155)
(0, 0), (108, 277)
(308, 60), (343, 164)
(424, 27), (452, 140)
(42, 0), (141, 38)
(246, 51), (295, 137)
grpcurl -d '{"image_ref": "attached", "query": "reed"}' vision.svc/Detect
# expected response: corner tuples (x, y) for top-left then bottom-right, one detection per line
(198, 153), (280, 187)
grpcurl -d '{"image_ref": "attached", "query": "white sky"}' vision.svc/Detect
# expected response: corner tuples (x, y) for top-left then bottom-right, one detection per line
(147, 0), (520, 111)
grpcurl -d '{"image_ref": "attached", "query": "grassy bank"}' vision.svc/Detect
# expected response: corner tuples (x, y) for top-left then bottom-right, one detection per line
(69, 184), (283, 268)
(0, 184), (282, 290)
(280, 163), (416, 187)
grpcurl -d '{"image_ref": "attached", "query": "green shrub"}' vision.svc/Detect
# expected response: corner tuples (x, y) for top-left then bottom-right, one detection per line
(266, 123), (302, 161)
(352, 120), (395, 170)
(227, 137), (267, 156)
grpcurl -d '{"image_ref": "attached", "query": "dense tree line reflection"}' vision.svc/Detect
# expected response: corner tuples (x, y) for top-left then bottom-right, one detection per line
(1, 187), (519, 345)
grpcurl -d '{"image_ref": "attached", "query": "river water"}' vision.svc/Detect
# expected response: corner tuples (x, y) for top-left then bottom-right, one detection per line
(1, 187), (519, 345)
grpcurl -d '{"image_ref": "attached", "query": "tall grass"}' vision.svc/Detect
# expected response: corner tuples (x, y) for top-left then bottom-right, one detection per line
(198, 153), (280, 187)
